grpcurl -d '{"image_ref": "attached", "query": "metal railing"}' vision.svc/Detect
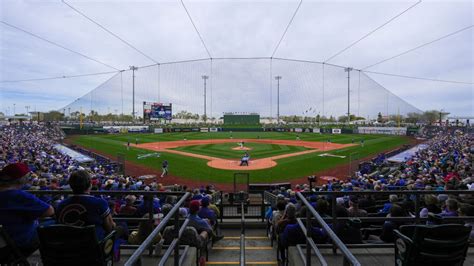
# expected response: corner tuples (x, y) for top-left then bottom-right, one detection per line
(29, 190), (192, 264)
(240, 201), (246, 266)
(125, 192), (191, 266)
(297, 192), (361, 266)
(299, 190), (474, 250)
(218, 192), (269, 222)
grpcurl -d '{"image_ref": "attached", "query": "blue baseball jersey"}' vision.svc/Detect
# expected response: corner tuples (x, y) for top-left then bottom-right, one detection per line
(0, 189), (50, 247)
(57, 194), (110, 239)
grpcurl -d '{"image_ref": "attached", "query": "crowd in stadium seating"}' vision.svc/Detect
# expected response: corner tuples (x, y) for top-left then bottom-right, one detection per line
(1, 122), (473, 264)
(0, 122), (222, 262)
(266, 130), (473, 262)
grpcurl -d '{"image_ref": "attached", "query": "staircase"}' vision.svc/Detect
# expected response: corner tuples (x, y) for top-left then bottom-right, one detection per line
(206, 228), (277, 266)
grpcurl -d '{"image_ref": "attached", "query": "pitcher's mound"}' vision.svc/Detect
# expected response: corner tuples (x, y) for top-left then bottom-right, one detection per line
(232, 146), (252, 151)
(207, 158), (276, 170)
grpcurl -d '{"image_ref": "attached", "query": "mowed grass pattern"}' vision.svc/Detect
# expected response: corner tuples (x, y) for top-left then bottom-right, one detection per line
(71, 132), (410, 183)
(172, 142), (310, 159)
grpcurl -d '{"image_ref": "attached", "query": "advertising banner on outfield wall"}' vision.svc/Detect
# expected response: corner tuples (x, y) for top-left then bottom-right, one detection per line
(313, 128), (321, 133)
(332, 128), (342, 134)
(209, 128), (219, 132)
(154, 128), (163, 134)
(104, 126), (149, 133)
(358, 127), (407, 135)
(200, 128), (209, 132)
(294, 128), (303, 133)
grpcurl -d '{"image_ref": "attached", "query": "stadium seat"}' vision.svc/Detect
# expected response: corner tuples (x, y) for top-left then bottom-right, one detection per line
(162, 225), (209, 265)
(37, 225), (115, 266)
(394, 224), (472, 266)
(0, 225), (30, 266)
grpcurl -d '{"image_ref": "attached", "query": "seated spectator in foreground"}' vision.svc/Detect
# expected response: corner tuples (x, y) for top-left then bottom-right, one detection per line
(276, 203), (304, 262)
(0, 163), (54, 255)
(128, 213), (161, 245)
(348, 196), (367, 217)
(272, 200), (287, 230)
(206, 195), (221, 217)
(332, 206), (363, 244)
(276, 203), (298, 235)
(57, 170), (116, 240)
(458, 204), (474, 240)
(187, 200), (223, 242)
(379, 194), (398, 213)
(440, 199), (459, 217)
(419, 194), (441, 218)
(119, 195), (138, 216)
(367, 204), (407, 243)
(198, 197), (217, 226)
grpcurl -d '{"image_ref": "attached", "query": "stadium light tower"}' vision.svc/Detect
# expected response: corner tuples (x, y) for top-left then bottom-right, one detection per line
(345, 67), (353, 124)
(202, 75), (209, 121)
(275, 76), (282, 124)
(130, 66), (139, 120)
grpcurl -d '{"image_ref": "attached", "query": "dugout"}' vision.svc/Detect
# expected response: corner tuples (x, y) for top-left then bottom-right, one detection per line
(223, 113), (260, 125)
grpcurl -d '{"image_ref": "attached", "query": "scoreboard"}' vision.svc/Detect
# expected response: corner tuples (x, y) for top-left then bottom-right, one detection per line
(143, 102), (172, 121)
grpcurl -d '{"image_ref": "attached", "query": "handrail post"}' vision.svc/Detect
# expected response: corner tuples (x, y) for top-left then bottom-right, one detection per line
(331, 194), (337, 254)
(174, 204), (180, 266)
(306, 202), (312, 265)
(240, 201), (246, 266)
(414, 193), (420, 224)
(147, 195), (154, 256)
(261, 191), (265, 222)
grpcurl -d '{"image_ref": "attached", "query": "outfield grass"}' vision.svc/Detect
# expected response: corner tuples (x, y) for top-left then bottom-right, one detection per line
(70, 132), (410, 183)
(172, 142), (310, 159)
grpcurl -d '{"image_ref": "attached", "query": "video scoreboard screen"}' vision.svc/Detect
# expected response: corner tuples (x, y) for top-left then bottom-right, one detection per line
(143, 102), (172, 121)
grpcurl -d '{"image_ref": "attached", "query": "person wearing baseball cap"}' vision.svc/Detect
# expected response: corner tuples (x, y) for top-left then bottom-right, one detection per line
(0, 162), (55, 255)
(187, 200), (224, 242)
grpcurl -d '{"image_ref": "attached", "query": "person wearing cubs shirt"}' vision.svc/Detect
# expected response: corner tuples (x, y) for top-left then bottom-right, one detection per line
(57, 170), (116, 240)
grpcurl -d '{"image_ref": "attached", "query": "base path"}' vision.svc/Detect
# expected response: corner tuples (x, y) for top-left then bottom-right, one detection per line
(134, 139), (355, 170)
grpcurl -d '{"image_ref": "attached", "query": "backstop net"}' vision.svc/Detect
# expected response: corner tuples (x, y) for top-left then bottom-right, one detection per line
(61, 58), (421, 123)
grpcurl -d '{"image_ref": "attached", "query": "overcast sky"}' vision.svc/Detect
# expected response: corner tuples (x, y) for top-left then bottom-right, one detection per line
(0, 0), (472, 117)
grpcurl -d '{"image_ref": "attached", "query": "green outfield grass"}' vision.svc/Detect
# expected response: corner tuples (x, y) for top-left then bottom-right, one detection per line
(172, 142), (310, 159)
(70, 132), (410, 183)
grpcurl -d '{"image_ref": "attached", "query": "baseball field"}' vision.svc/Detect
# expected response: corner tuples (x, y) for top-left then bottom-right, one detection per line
(68, 132), (411, 185)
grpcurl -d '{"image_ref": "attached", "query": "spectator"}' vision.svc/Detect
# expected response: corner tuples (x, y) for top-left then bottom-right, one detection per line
(348, 196), (367, 217)
(119, 195), (138, 216)
(0, 163), (54, 255)
(272, 200), (287, 229)
(379, 204), (407, 243)
(440, 199), (459, 217)
(128, 214), (161, 245)
(458, 204), (474, 240)
(198, 197), (217, 225)
(187, 200), (223, 242)
(57, 170), (116, 240)
(419, 194), (441, 218)
(276, 203), (298, 235)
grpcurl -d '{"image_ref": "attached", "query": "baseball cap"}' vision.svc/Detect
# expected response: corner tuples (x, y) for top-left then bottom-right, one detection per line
(201, 197), (210, 207)
(0, 163), (30, 181)
(190, 200), (200, 213)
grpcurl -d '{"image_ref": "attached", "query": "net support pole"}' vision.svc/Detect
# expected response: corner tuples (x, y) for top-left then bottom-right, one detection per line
(275, 75), (282, 124)
(130, 66), (139, 120)
(202, 75), (209, 122)
(345, 67), (353, 124)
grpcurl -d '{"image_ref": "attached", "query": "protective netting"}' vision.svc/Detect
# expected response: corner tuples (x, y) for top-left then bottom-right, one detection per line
(61, 58), (421, 121)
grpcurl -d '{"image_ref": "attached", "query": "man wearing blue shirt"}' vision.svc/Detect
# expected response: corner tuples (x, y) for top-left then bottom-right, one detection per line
(0, 163), (54, 255)
(57, 170), (116, 239)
